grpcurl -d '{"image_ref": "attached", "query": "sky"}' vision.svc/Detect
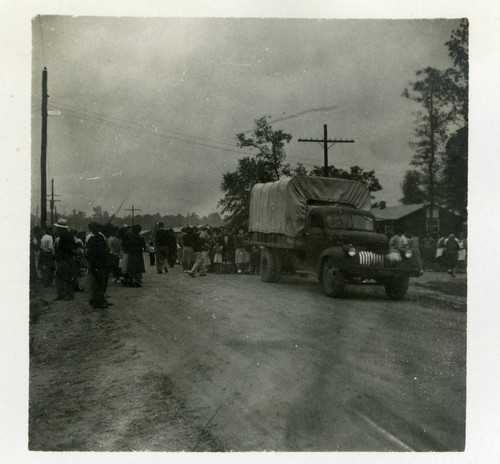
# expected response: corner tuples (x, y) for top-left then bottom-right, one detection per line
(31, 16), (463, 219)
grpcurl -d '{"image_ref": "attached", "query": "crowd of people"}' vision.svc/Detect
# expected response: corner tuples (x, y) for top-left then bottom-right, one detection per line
(30, 219), (467, 311)
(153, 223), (260, 277)
(387, 228), (467, 278)
(30, 220), (261, 311)
(31, 219), (149, 310)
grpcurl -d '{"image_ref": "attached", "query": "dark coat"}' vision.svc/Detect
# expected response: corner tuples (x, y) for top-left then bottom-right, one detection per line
(217, 234), (235, 262)
(127, 232), (146, 274)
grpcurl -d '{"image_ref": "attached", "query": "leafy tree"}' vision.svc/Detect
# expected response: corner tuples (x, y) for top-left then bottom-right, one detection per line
(203, 212), (224, 227)
(444, 19), (468, 126)
(402, 66), (453, 206)
(91, 205), (110, 223)
(66, 209), (87, 232)
(291, 163), (309, 177)
(219, 156), (277, 229)
(308, 164), (382, 194)
(400, 170), (426, 204)
(220, 117), (293, 229)
(236, 116), (292, 179)
(402, 19), (468, 212)
(440, 127), (467, 216)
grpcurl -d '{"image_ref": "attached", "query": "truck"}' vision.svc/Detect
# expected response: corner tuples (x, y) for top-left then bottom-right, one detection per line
(246, 176), (420, 300)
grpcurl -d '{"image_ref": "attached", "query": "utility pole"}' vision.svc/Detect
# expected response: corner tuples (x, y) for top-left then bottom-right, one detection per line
(40, 67), (48, 229)
(47, 178), (62, 226)
(298, 124), (354, 177)
(125, 205), (141, 225)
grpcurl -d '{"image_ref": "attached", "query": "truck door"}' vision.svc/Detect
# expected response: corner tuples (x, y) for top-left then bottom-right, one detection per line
(304, 209), (325, 270)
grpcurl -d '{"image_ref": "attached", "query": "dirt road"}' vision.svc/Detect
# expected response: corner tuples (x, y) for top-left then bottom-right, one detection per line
(29, 262), (466, 451)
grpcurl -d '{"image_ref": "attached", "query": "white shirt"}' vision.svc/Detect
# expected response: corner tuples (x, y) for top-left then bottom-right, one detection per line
(40, 234), (54, 253)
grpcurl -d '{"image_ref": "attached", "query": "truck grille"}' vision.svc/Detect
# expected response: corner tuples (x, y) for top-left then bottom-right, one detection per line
(358, 251), (384, 267)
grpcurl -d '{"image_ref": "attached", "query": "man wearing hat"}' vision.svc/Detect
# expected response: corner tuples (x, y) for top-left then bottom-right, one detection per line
(53, 219), (77, 301)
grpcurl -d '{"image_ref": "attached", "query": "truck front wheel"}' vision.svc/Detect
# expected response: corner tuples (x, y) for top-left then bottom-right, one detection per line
(322, 258), (345, 297)
(260, 249), (281, 282)
(384, 276), (410, 300)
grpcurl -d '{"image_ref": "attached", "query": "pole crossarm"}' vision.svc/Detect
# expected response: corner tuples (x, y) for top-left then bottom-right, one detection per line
(297, 138), (354, 143)
(125, 205), (142, 225)
(298, 124), (355, 177)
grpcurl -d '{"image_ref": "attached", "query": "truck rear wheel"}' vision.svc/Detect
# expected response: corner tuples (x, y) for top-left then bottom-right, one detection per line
(260, 249), (281, 282)
(322, 258), (345, 297)
(385, 276), (410, 300)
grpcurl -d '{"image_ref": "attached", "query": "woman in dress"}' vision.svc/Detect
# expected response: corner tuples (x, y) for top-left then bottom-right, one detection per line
(234, 228), (250, 274)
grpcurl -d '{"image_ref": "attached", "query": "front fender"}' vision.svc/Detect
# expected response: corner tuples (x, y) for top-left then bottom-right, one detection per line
(317, 247), (348, 279)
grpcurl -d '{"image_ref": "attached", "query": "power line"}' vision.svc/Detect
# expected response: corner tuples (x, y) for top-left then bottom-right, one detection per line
(46, 99), (241, 149)
(50, 105), (260, 157)
(39, 99), (404, 178)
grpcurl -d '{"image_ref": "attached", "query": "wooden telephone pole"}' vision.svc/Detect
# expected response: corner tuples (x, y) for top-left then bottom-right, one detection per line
(298, 124), (354, 177)
(125, 205), (142, 225)
(40, 67), (48, 229)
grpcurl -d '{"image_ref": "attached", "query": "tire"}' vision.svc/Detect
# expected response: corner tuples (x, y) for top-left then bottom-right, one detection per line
(385, 276), (410, 300)
(260, 249), (281, 282)
(321, 258), (345, 297)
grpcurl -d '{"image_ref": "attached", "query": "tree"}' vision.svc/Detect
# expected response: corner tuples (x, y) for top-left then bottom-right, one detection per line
(220, 117), (293, 229)
(441, 20), (468, 216)
(400, 170), (426, 204)
(91, 206), (110, 223)
(402, 66), (453, 206)
(444, 19), (468, 126)
(307, 164), (382, 195)
(219, 156), (277, 229)
(236, 116), (292, 179)
(66, 209), (87, 232)
(440, 127), (467, 216)
(401, 19), (468, 212)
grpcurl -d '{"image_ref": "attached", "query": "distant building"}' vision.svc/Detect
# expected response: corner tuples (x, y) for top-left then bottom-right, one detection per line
(371, 203), (465, 237)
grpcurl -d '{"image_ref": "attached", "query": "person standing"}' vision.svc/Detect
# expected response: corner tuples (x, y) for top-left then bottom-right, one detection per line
(117, 225), (131, 286)
(127, 224), (146, 287)
(154, 222), (170, 274)
(86, 222), (111, 309)
(53, 219), (77, 301)
(420, 233), (436, 271)
(407, 232), (423, 275)
(444, 233), (460, 278)
(107, 225), (122, 282)
(148, 241), (156, 266)
(166, 228), (177, 268)
(30, 226), (41, 285)
(38, 226), (55, 287)
(234, 228), (250, 274)
(386, 228), (403, 264)
(435, 235), (446, 272)
(218, 227), (235, 274)
(457, 232), (467, 273)
(181, 227), (196, 272)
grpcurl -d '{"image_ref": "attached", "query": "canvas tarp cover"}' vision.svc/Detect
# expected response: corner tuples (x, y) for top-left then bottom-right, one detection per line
(249, 176), (371, 238)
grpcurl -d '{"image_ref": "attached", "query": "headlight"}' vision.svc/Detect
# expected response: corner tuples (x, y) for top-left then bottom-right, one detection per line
(404, 249), (412, 259)
(347, 246), (357, 257)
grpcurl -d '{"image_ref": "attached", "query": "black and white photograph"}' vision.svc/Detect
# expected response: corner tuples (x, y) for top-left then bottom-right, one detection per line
(2, 0), (499, 461)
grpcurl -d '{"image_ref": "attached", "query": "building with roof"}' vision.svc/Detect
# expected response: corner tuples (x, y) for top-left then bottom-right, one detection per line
(371, 203), (465, 237)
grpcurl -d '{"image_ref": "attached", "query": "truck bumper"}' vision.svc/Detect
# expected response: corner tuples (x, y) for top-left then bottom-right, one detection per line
(344, 265), (421, 279)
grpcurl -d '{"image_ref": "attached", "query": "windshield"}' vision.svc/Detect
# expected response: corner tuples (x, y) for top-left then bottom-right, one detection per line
(325, 211), (374, 231)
